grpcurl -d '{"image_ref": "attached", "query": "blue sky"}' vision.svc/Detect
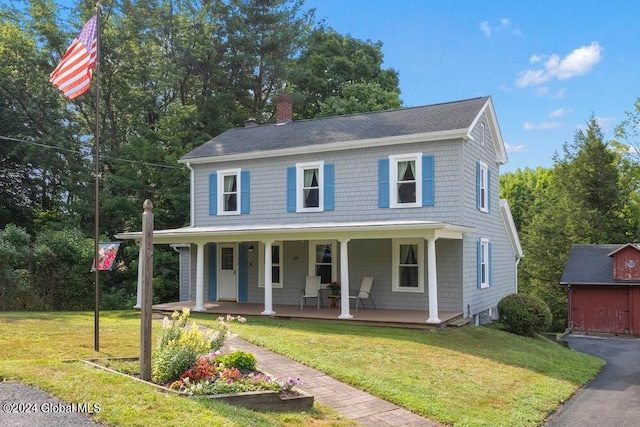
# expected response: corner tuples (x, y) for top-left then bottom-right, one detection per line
(304, 0), (640, 172)
(50, 0), (639, 173)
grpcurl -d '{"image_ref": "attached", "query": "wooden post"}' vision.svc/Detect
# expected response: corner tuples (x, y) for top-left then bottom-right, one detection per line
(140, 199), (154, 381)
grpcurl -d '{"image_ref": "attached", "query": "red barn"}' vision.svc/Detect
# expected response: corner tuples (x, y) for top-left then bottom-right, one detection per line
(560, 244), (640, 336)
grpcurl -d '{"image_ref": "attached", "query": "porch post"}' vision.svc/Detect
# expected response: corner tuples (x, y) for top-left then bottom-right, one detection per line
(338, 238), (353, 319)
(426, 238), (441, 324)
(134, 241), (143, 308)
(194, 242), (205, 311)
(261, 240), (276, 315)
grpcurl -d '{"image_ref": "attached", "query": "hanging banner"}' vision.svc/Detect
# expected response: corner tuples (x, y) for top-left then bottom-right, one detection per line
(91, 242), (120, 271)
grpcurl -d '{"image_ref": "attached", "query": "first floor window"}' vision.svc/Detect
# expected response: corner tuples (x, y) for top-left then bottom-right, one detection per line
(478, 238), (491, 289)
(309, 240), (336, 285)
(392, 239), (424, 292)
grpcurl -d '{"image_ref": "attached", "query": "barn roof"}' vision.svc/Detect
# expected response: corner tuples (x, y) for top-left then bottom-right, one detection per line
(560, 244), (640, 285)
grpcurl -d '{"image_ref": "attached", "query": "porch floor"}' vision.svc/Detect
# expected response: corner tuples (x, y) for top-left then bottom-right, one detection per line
(151, 300), (464, 329)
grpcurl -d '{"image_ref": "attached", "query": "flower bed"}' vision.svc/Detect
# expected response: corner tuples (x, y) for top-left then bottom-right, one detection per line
(84, 309), (313, 411)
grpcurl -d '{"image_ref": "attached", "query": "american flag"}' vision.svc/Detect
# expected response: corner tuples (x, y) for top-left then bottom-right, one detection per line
(49, 15), (98, 99)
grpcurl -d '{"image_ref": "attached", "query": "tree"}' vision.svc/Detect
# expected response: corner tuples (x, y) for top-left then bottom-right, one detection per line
(288, 27), (401, 118)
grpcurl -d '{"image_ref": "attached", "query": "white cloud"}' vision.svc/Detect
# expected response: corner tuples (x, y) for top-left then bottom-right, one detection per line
(523, 121), (562, 131)
(480, 21), (492, 37)
(480, 18), (521, 38)
(505, 143), (527, 153)
(550, 108), (572, 118)
(535, 86), (549, 97)
(516, 42), (602, 87)
(530, 54), (544, 64)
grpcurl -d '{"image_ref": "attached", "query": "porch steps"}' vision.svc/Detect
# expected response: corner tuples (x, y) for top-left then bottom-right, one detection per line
(447, 317), (472, 328)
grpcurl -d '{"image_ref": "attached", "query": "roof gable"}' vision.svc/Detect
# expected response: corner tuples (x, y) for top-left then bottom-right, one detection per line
(180, 96), (508, 164)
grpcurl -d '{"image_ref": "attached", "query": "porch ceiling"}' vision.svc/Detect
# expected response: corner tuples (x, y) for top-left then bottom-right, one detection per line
(115, 220), (476, 244)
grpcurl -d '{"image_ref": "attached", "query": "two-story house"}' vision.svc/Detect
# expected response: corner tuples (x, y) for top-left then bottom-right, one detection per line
(116, 95), (523, 325)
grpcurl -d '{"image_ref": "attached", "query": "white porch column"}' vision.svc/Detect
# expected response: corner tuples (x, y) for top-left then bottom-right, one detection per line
(261, 240), (276, 315)
(426, 238), (441, 324)
(134, 241), (143, 308)
(194, 242), (205, 311)
(338, 238), (353, 319)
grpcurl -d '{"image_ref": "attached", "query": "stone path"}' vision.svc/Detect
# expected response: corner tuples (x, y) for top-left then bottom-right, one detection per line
(225, 335), (438, 426)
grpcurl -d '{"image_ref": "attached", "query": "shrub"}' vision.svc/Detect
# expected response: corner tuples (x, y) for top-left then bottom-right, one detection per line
(497, 293), (552, 337)
(217, 350), (257, 371)
(152, 308), (215, 384)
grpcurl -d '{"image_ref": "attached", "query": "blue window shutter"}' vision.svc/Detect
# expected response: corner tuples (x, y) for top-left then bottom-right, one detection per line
(422, 155), (434, 206)
(209, 173), (217, 215)
(238, 243), (248, 302)
(378, 159), (390, 208)
(240, 170), (250, 214)
(477, 239), (482, 289)
(208, 243), (217, 300)
(475, 162), (481, 210)
(324, 163), (335, 211)
(286, 166), (296, 212)
(488, 242), (493, 286)
(487, 169), (491, 213)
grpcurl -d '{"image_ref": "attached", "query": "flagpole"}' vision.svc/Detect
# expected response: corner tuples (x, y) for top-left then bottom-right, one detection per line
(94, 2), (102, 352)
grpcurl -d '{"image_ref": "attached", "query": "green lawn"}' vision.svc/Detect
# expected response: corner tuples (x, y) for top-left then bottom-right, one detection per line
(0, 311), (603, 426)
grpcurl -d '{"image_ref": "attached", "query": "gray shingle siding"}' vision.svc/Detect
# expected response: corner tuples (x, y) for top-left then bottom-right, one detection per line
(192, 139), (465, 227)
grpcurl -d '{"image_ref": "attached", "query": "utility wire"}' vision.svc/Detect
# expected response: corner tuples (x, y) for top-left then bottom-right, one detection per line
(0, 135), (185, 170)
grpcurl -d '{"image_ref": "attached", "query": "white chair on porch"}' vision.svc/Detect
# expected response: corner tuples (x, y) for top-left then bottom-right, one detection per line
(349, 276), (376, 312)
(300, 276), (322, 309)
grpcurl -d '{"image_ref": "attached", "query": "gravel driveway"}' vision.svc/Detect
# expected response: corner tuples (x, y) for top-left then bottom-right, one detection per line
(544, 334), (640, 427)
(0, 382), (102, 427)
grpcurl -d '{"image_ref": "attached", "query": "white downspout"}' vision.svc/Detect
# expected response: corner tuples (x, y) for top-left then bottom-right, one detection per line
(186, 162), (195, 227)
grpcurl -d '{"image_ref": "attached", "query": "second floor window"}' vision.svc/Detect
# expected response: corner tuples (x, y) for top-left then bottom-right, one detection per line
(476, 161), (489, 212)
(302, 166), (320, 209)
(287, 162), (334, 213)
(218, 169), (241, 214)
(390, 154), (422, 208)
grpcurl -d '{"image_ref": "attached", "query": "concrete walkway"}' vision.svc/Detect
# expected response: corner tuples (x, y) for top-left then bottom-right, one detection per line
(224, 335), (438, 426)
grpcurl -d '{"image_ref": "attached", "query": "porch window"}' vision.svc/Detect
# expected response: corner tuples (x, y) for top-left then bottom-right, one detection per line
(392, 239), (424, 292)
(259, 242), (283, 288)
(309, 241), (336, 285)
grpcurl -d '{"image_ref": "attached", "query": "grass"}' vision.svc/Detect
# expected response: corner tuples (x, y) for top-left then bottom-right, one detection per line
(195, 314), (605, 427)
(0, 311), (352, 427)
(0, 310), (604, 427)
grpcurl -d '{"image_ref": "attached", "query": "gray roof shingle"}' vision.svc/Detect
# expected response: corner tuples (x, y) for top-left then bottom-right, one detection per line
(560, 244), (637, 285)
(181, 96), (490, 160)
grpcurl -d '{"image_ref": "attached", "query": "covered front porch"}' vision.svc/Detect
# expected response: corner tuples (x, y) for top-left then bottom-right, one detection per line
(117, 220), (475, 326)
(151, 300), (464, 329)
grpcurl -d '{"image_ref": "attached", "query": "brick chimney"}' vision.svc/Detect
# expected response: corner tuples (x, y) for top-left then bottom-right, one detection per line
(244, 118), (259, 127)
(275, 93), (293, 124)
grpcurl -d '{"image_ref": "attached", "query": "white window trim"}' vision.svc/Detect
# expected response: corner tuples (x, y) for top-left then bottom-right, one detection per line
(217, 168), (241, 216)
(479, 161), (489, 213)
(389, 153), (422, 208)
(258, 242), (283, 289)
(392, 238), (424, 293)
(480, 122), (486, 146)
(308, 240), (337, 285)
(296, 161), (324, 212)
(480, 238), (490, 289)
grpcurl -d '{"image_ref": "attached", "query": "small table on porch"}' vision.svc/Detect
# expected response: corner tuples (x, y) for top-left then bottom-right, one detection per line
(327, 294), (341, 309)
